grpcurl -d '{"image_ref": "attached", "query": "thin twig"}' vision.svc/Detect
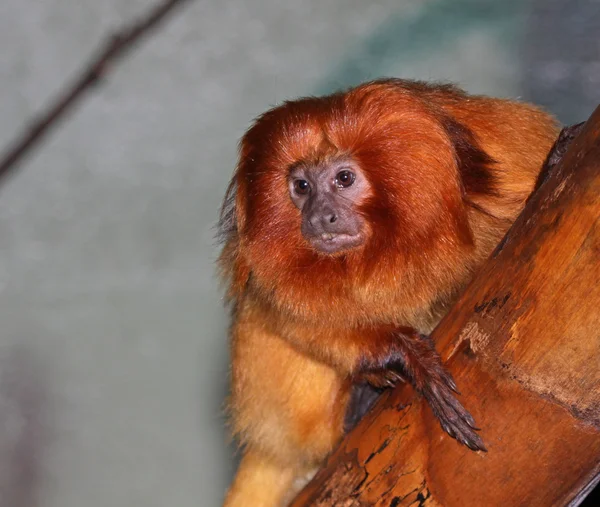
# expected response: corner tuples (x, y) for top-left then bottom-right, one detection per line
(0, 0), (193, 184)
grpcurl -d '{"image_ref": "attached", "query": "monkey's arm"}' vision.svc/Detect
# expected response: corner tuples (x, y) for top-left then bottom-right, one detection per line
(355, 328), (486, 451)
(284, 322), (484, 450)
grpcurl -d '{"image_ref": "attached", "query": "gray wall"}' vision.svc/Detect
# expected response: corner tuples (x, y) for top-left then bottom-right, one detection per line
(0, 0), (596, 506)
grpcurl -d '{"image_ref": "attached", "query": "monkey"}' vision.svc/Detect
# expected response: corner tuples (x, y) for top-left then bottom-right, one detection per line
(218, 79), (560, 506)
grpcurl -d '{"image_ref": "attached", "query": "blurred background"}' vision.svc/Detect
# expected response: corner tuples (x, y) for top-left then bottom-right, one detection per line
(0, 0), (597, 505)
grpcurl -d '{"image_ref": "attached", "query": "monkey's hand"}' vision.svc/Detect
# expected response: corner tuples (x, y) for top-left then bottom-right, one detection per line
(361, 329), (487, 452)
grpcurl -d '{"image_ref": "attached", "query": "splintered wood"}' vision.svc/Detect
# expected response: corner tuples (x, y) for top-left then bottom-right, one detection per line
(291, 105), (600, 507)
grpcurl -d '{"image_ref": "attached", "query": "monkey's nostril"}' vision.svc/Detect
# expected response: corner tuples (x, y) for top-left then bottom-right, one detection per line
(330, 214), (337, 223)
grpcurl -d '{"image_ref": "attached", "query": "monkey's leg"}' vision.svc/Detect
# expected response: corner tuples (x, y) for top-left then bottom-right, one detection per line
(224, 450), (296, 507)
(226, 305), (350, 505)
(364, 329), (486, 451)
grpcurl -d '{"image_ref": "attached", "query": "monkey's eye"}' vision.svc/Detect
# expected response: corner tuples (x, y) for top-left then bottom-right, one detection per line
(335, 170), (355, 188)
(293, 179), (310, 195)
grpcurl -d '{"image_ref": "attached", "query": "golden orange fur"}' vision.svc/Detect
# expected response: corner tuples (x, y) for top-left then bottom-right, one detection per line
(219, 79), (559, 506)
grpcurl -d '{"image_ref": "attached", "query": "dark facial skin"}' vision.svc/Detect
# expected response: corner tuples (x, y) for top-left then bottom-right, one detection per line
(288, 160), (369, 254)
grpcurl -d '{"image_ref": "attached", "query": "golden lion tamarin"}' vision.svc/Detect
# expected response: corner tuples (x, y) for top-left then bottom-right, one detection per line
(218, 79), (560, 506)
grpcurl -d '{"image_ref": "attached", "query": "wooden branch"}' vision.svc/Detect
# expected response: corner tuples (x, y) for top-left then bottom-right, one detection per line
(0, 0), (193, 185)
(291, 105), (600, 506)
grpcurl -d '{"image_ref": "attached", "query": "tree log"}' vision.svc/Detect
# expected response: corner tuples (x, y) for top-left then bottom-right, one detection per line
(291, 105), (600, 507)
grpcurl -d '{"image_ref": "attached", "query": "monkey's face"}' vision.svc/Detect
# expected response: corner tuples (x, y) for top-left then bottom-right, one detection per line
(220, 81), (479, 321)
(288, 160), (370, 254)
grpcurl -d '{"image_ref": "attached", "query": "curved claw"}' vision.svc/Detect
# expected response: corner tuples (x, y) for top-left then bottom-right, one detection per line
(424, 380), (487, 452)
(443, 373), (460, 395)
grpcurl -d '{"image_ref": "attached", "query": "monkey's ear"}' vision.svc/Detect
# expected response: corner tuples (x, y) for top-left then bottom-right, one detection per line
(440, 115), (497, 199)
(217, 173), (252, 300)
(218, 133), (256, 244)
(217, 177), (238, 243)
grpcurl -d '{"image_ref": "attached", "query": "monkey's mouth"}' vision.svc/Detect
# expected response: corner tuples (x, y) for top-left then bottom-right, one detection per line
(309, 232), (364, 254)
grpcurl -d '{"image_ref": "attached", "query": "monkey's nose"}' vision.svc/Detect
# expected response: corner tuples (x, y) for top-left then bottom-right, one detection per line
(309, 211), (337, 230)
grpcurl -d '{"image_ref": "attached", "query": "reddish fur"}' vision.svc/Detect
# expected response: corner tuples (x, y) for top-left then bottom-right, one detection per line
(219, 79), (559, 506)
